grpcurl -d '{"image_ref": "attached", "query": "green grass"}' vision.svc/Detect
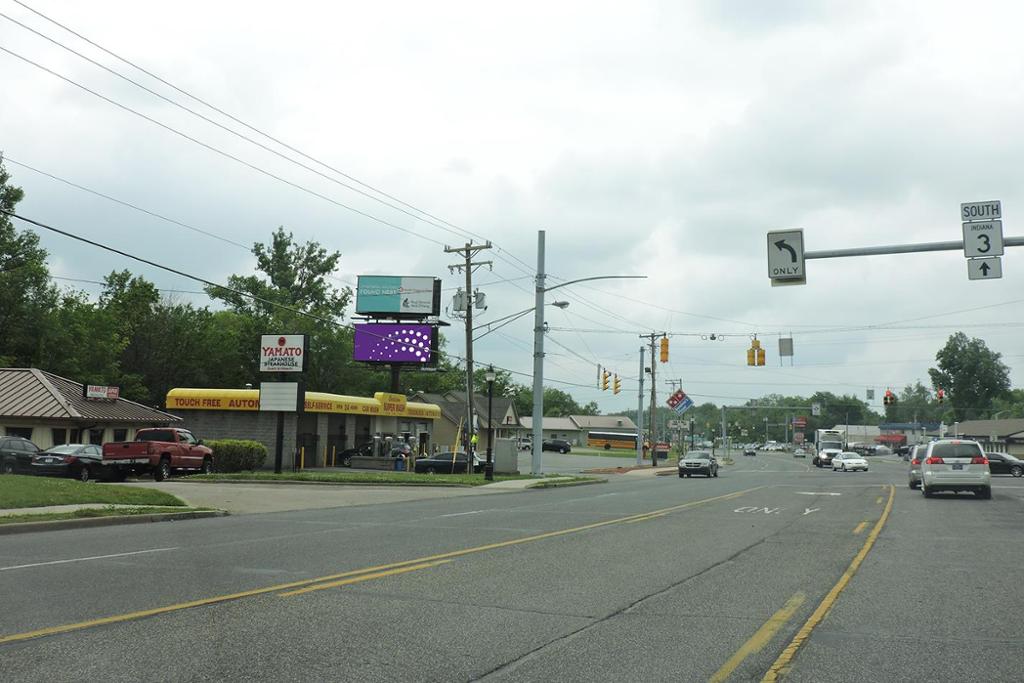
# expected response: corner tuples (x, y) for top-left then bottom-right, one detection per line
(190, 470), (544, 487)
(0, 505), (207, 525)
(527, 476), (604, 489)
(0, 475), (186, 510)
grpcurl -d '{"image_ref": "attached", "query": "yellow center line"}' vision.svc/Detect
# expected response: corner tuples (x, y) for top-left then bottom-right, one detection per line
(761, 485), (895, 682)
(280, 560), (450, 597)
(624, 512), (668, 524)
(0, 485), (765, 646)
(852, 521), (868, 535)
(710, 592), (806, 683)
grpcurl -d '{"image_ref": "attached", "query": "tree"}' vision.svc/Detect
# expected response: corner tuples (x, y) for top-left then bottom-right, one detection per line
(472, 367), (518, 396)
(510, 386), (592, 417)
(928, 332), (1011, 421)
(989, 389), (1024, 419)
(0, 156), (57, 366)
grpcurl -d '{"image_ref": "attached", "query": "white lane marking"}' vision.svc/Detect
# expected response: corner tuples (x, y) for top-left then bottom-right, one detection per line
(0, 547), (179, 572)
(802, 507), (821, 516)
(794, 492), (842, 496)
(438, 510), (492, 518)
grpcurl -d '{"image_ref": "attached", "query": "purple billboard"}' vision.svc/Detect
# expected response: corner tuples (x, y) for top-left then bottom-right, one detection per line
(353, 323), (437, 364)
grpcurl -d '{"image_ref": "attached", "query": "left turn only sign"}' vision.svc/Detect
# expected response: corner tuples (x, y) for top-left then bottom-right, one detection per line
(767, 229), (806, 286)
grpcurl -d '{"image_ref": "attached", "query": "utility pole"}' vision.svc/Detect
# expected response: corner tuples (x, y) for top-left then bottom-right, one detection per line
(640, 333), (662, 465)
(636, 346), (645, 466)
(445, 241), (492, 458)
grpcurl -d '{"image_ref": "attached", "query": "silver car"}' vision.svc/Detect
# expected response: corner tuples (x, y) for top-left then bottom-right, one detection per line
(907, 444), (925, 489)
(679, 450), (718, 478)
(920, 439), (991, 499)
(832, 452), (868, 472)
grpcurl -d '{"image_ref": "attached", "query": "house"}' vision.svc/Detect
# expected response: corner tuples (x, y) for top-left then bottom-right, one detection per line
(519, 416), (582, 444)
(950, 418), (1024, 457)
(0, 367), (180, 449)
(518, 415), (639, 446)
(572, 415), (638, 434)
(409, 391), (521, 452)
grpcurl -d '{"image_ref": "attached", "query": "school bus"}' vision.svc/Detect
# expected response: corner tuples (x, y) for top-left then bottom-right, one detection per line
(587, 431), (638, 450)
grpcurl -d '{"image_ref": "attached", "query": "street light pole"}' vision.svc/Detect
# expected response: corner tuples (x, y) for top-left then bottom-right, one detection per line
(485, 365), (495, 481)
(529, 229), (647, 475)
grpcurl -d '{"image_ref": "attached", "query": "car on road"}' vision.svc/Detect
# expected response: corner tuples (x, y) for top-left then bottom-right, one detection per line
(832, 451), (868, 472)
(920, 439), (991, 499)
(743, 446), (756, 456)
(542, 439), (572, 454)
(30, 444), (104, 482)
(679, 450), (718, 478)
(0, 436), (42, 474)
(908, 444), (925, 489)
(793, 448), (807, 458)
(413, 451), (482, 474)
(986, 452), (1024, 477)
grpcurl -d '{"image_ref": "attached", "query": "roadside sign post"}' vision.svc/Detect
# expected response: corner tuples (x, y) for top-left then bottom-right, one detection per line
(962, 201), (1004, 281)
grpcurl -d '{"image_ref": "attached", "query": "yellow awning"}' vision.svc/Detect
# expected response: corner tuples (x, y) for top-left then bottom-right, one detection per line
(166, 388), (440, 419)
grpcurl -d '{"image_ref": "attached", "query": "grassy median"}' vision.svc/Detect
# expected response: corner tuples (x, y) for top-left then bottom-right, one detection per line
(0, 505), (208, 525)
(190, 471), (554, 486)
(0, 475), (186, 510)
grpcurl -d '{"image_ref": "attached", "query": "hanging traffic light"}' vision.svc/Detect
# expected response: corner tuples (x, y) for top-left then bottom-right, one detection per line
(883, 389), (897, 406)
(748, 338), (765, 366)
(602, 370), (610, 391)
(659, 336), (669, 363)
(613, 374), (621, 395)
(937, 388), (945, 404)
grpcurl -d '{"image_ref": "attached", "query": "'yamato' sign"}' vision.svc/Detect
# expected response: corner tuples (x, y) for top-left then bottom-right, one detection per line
(259, 334), (308, 373)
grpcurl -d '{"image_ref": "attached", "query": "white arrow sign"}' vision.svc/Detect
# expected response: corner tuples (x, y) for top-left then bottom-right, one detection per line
(802, 507), (821, 516)
(767, 229), (806, 286)
(967, 257), (1002, 281)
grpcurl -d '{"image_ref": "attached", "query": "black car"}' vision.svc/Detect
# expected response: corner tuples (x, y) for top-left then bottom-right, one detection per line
(986, 452), (1024, 477)
(337, 442), (374, 467)
(31, 444), (104, 482)
(0, 436), (41, 474)
(542, 439), (572, 454)
(414, 451), (482, 474)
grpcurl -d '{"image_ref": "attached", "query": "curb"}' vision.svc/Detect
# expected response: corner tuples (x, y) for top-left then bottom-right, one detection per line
(0, 510), (228, 536)
(526, 478), (606, 489)
(189, 478), (477, 488)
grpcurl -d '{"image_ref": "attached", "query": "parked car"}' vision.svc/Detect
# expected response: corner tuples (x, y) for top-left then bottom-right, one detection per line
(518, 438), (533, 451)
(337, 442), (374, 466)
(101, 428), (213, 481)
(986, 452), (1024, 477)
(413, 451), (482, 474)
(920, 439), (991, 498)
(679, 450), (718, 478)
(908, 444), (925, 489)
(542, 439), (572, 454)
(832, 452), (868, 472)
(31, 444), (104, 482)
(743, 446), (756, 456)
(0, 436), (41, 474)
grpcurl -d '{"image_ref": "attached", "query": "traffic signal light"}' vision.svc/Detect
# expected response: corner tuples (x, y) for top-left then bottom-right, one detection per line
(937, 388), (945, 403)
(883, 389), (897, 406)
(613, 374), (621, 394)
(747, 338), (765, 366)
(659, 336), (669, 363)
(602, 370), (610, 391)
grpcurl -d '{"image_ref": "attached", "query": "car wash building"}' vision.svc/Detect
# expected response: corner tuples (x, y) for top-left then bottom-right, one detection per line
(166, 388), (441, 469)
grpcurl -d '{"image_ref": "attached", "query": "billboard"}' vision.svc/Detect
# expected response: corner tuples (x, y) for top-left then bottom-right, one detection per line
(355, 276), (440, 317)
(83, 385), (120, 400)
(259, 334), (308, 372)
(353, 323), (437, 364)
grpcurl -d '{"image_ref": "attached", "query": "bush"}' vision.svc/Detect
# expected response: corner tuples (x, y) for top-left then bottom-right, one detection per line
(207, 439), (267, 472)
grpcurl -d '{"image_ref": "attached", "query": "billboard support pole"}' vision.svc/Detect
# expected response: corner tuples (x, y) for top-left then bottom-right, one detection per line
(390, 365), (401, 393)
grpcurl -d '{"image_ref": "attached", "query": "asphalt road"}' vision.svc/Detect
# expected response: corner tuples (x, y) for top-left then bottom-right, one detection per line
(2, 452), (1022, 682)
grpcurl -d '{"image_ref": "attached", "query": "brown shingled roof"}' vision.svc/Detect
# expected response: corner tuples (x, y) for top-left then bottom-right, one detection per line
(0, 368), (180, 423)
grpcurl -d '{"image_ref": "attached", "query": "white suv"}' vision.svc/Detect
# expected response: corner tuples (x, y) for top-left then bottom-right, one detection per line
(920, 439), (991, 499)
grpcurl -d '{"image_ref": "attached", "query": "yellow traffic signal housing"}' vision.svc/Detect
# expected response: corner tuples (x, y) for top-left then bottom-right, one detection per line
(659, 336), (669, 363)
(746, 348), (755, 366)
(756, 348), (766, 366)
(602, 371), (610, 391)
(613, 374), (621, 394)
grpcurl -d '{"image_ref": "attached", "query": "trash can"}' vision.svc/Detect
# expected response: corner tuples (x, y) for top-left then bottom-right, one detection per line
(394, 458), (405, 472)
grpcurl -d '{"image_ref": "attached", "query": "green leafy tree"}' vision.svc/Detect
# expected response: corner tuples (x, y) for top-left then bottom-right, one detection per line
(989, 389), (1024, 419)
(0, 157), (57, 366)
(928, 332), (1011, 421)
(511, 386), (591, 417)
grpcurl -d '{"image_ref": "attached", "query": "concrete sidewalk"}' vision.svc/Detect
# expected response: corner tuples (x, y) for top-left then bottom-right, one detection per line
(0, 503), (181, 517)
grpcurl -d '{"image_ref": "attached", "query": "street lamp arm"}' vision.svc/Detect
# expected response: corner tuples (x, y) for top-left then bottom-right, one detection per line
(543, 275), (646, 293)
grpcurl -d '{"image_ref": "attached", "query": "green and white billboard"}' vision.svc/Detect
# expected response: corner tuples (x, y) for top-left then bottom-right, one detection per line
(355, 276), (440, 317)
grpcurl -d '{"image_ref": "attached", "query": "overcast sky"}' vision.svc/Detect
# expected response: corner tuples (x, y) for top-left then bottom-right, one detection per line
(2, 0), (1022, 413)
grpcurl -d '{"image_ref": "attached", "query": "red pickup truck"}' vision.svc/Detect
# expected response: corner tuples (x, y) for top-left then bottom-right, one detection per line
(102, 428), (214, 481)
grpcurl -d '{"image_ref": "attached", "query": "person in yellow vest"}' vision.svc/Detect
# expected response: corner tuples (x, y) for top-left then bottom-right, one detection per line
(470, 432), (479, 456)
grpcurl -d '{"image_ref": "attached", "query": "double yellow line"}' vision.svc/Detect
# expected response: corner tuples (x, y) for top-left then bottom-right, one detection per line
(0, 486), (763, 646)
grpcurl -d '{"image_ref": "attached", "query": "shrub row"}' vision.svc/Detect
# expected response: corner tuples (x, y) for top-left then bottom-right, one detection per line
(207, 439), (267, 472)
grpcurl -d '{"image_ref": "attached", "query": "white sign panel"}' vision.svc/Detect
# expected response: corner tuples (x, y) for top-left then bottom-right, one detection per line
(259, 334), (307, 372)
(767, 229), (806, 285)
(811, 402), (822, 416)
(259, 382), (301, 412)
(967, 257), (1002, 280)
(84, 385), (120, 400)
(961, 200), (1001, 222)
(962, 220), (1004, 258)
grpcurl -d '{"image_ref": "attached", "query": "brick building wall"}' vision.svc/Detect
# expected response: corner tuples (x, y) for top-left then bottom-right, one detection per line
(176, 410), (298, 470)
